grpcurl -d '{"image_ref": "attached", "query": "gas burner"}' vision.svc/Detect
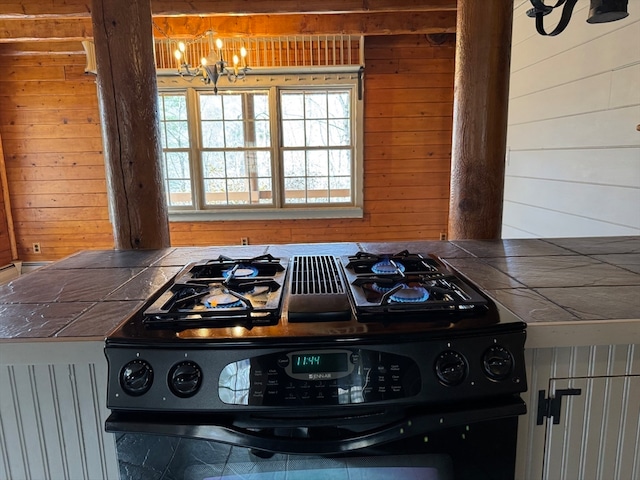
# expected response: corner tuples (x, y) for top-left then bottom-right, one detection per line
(371, 259), (405, 275)
(183, 254), (286, 284)
(223, 265), (259, 279)
(345, 250), (439, 276)
(203, 289), (243, 309)
(388, 285), (430, 303)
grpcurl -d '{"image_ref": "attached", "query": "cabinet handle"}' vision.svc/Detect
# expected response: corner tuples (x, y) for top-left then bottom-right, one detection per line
(536, 388), (582, 425)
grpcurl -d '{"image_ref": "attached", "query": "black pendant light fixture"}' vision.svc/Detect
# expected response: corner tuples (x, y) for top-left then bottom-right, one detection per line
(527, 0), (629, 36)
(587, 0), (630, 23)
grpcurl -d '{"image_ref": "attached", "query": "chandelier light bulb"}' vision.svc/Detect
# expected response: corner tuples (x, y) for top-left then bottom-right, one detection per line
(178, 42), (186, 53)
(240, 46), (247, 67)
(216, 38), (224, 50)
(174, 49), (182, 61)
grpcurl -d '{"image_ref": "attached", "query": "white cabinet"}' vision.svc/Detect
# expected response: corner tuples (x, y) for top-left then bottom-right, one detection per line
(517, 345), (640, 480)
(543, 376), (640, 479)
(0, 341), (119, 480)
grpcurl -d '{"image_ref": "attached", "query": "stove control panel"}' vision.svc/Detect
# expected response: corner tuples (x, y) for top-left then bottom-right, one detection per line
(105, 329), (527, 412)
(218, 349), (421, 406)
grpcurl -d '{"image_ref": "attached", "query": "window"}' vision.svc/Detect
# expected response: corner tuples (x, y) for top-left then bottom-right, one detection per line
(199, 91), (272, 206)
(281, 90), (352, 204)
(158, 93), (191, 206)
(157, 73), (362, 220)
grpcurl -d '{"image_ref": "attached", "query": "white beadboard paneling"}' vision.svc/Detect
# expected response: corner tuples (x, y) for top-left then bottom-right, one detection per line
(517, 345), (640, 480)
(507, 105), (640, 149)
(0, 366), (30, 480)
(504, 176), (640, 228)
(517, 348), (551, 478)
(0, 342), (118, 480)
(545, 376), (640, 480)
(502, 201), (640, 238)
(32, 365), (69, 478)
(618, 374), (640, 479)
(0, 410), (7, 480)
(506, 148), (640, 188)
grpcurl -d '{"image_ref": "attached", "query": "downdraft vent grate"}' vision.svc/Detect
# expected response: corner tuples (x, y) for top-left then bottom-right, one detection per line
(291, 256), (345, 295)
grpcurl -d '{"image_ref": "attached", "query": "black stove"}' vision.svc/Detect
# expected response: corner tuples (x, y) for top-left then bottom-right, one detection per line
(105, 247), (528, 477)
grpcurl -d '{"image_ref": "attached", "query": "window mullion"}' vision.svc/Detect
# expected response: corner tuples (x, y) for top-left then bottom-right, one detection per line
(270, 86), (284, 208)
(188, 89), (204, 210)
(242, 94), (258, 205)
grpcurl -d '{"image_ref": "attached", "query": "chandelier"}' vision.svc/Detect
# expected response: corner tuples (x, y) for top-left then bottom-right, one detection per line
(173, 31), (249, 93)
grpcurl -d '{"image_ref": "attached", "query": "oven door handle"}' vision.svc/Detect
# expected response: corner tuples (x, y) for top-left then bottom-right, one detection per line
(106, 398), (525, 455)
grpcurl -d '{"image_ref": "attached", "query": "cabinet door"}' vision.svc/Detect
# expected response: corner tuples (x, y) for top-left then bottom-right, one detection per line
(543, 376), (640, 480)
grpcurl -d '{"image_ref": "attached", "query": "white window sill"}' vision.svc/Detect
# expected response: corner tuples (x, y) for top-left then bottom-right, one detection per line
(168, 207), (363, 222)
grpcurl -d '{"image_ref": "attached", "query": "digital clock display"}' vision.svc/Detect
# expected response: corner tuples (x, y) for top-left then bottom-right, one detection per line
(291, 352), (349, 374)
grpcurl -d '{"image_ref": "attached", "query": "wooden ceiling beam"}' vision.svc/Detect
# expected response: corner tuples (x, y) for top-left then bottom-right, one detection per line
(0, 0), (456, 18)
(150, 0), (457, 16)
(0, 19), (92, 42)
(0, 11), (456, 43)
(153, 11), (456, 37)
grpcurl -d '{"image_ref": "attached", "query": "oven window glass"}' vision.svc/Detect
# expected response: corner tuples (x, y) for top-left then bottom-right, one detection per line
(115, 417), (518, 480)
(190, 454), (453, 480)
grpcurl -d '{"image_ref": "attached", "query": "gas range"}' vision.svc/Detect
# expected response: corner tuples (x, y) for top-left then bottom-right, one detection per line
(132, 249), (495, 331)
(105, 249), (526, 421)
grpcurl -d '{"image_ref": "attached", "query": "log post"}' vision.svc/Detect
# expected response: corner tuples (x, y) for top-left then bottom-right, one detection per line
(448, 0), (513, 239)
(91, 0), (170, 249)
(0, 132), (18, 261)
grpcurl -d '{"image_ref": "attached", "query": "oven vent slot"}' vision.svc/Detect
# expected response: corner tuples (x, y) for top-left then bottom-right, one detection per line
(291, 255), (345, 295)
(288, 256), (351, 322)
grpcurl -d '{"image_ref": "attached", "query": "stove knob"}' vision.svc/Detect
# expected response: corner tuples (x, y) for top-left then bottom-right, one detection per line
(120, 360), (153, 396)
(435, 351), (467, 386)
(169, 361), (203, 398)
(483, 346), (514, 380)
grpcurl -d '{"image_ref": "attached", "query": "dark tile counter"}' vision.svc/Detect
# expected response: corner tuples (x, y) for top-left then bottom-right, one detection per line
(445, 236), (640, 347)
(1, 237), (639, 348)
(0, 248), (180, 340)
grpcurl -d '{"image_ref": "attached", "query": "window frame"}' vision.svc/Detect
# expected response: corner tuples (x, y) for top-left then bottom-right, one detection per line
(157, 68), (364, 221)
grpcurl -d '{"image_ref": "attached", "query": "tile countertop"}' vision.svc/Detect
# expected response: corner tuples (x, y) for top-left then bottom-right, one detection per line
(0, 237), (638, 349)
(443, 236), (640, 348)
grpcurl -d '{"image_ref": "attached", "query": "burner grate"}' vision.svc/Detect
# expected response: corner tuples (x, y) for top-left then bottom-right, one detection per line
(141, 256), (287, 330)
(339, 252), (491, 322)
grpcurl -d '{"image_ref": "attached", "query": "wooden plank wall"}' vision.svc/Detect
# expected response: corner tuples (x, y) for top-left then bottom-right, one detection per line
(169, 35), (455, 247)
(0, 34), (454, 261)
(0, 44), (113, 261)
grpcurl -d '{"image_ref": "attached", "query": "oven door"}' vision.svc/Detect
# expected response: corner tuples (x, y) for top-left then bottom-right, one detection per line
(107, 396), (525, 480)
